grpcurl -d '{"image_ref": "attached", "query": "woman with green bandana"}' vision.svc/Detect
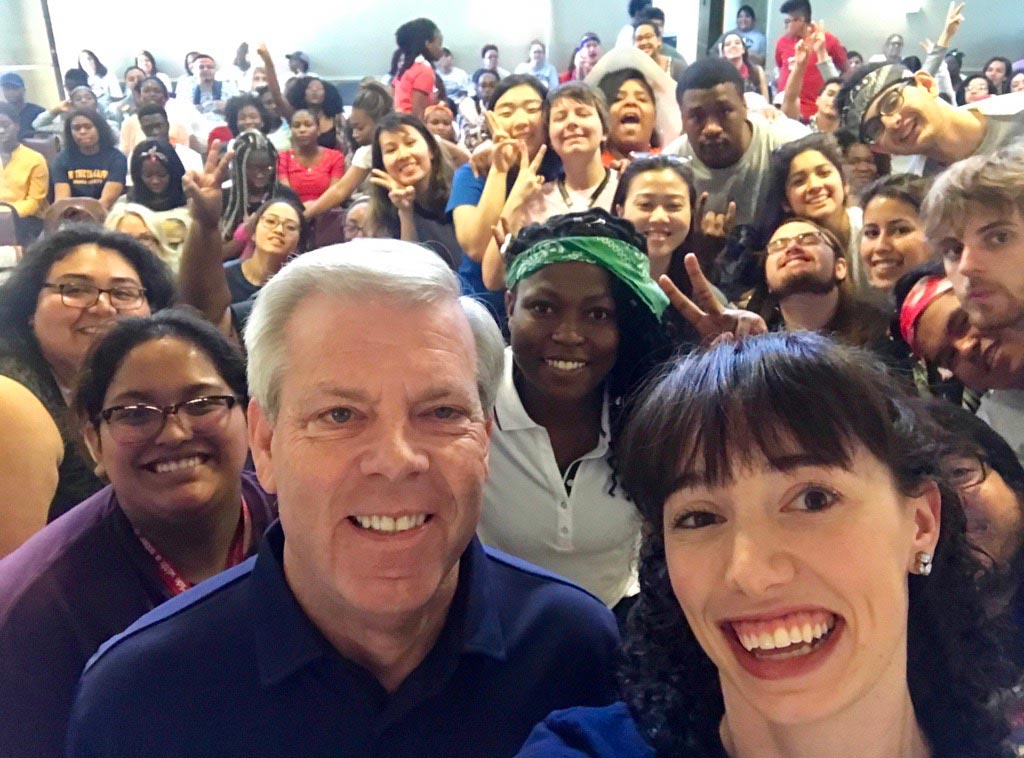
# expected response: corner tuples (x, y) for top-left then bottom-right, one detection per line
(477, 209), (673, 614)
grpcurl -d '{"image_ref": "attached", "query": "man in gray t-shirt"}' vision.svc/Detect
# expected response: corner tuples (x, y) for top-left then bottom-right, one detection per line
(664, 58), (808, 227)
(837, 63), (1024, 174)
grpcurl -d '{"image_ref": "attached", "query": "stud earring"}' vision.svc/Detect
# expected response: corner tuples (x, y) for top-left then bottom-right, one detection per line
(914, 551), (932, 576)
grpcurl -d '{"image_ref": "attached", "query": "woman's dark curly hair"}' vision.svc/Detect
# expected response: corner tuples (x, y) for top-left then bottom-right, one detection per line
(503, 209), (675, 469)
(616, 331), (1019, 756)
(284, 76), (343, 118)
(0, 224), (176, 367)
(224, 93), (270, 137)
(74, 308), (247, 427)
(762, 131), (848, 247)
(128, 139), (186, 212)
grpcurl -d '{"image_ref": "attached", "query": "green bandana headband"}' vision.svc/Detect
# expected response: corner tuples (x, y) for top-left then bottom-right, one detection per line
(505, 236), (669, 319)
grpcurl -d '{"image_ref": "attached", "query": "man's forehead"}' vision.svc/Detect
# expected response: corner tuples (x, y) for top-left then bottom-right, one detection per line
(682, 84), (742, 107)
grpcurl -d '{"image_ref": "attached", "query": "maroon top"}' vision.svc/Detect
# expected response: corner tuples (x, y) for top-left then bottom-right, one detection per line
(0, 471), (277, 757)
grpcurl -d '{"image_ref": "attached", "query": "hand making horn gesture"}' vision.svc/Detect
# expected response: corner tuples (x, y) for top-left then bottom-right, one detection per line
(183, 139), (233, 229)
(659, 253), (767, 343)
(370, 169), (416, 214)
(696, 192), (737, 240)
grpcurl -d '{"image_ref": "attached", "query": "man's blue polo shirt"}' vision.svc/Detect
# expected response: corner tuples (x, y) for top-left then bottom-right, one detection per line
(66, 522), (620, 757)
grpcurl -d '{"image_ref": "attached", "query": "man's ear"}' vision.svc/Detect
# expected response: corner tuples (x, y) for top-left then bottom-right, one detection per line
(834, 255), (848, 283)
(247, 399), (278, 495)
(504, 289), (516, 317)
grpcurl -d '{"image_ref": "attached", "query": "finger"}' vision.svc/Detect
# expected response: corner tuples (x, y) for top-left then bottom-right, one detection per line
(702, 210), (718, 234)
(529, 144), (547, 173)
(369, 175), (395, 190)
(658, 274), (706, 328)
(725, 201), (737, 229)
(696, 191), (708, 220)
(683, 253), (724, 315)
(212, 150), (234, 185)
(204, 140), (223, 174)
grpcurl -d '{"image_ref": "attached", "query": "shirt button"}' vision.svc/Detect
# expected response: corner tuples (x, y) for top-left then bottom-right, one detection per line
(560, 526), (569, 535)
(560, 501), (568, 509)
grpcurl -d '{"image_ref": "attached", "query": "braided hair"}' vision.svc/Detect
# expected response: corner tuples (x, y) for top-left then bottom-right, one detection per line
(392, 18), (440, 79)
(221, 130), (279, 239)
(504, 209), (675, 491)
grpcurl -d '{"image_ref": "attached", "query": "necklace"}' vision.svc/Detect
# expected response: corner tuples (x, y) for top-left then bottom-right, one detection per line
(557, 168), (611, 210)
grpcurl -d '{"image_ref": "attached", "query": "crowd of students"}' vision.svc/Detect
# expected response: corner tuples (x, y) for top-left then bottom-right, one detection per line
(1, 0), (1024, 754)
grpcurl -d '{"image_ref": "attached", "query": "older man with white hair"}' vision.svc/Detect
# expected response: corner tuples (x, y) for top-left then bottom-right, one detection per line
(65, 241), (620, 756)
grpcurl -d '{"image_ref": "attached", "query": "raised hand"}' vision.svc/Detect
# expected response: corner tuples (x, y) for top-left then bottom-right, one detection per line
(659, 254), (767, 342)
(696, 192), (737, 239)
(370, 169), (416, 213)
(505, 142), (547, 213)
(183, 139), (232, 228)
(484, 111), (521, 174)
(939, 2), (966, 46)
(256, 42), (272, 62)
(810, 20), (828, 57)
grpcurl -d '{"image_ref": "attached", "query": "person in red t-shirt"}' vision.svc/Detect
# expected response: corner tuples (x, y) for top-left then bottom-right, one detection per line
(277, 109), (344, 205)
(391, 17), (445, 120)
(774, 0), (846, 120)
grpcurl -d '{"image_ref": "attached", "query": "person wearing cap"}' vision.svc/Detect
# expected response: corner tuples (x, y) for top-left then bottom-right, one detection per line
(774, 0), (847, 120)
(286, 51), (311, 77)
(663, 57), (808, 230)
(836, 62), (1024, 175)
(0, 102), (47, 243)
(0, 73), (44, 140)
(64, 240), (621, 757)
(561, 33), (602, 84)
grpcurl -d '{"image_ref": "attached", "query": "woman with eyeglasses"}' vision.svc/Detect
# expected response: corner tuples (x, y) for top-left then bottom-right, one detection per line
(0, 309), (276, 757)
(0, 226), (176, 556)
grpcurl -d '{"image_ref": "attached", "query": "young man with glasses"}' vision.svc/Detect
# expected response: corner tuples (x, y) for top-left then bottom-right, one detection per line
(837, 62), (1024, 175)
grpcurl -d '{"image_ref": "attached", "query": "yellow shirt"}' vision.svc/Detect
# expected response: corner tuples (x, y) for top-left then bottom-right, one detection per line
(0, 144), (49, 219)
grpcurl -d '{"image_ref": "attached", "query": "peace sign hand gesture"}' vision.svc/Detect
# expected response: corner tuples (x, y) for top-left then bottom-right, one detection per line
(484, 110), (522, 174)
(506, 143), (547, 214)
(370, 169), (416, 214)
(659, 254), (767, 343)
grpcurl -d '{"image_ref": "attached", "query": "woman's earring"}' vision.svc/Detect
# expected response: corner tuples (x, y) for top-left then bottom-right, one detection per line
(914, 551), (932, 576)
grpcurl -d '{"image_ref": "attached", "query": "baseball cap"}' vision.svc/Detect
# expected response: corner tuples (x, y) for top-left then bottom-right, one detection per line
(0, 72), (25, 88)
(286, 51), (311, 67)
(838, 63), (909, 139)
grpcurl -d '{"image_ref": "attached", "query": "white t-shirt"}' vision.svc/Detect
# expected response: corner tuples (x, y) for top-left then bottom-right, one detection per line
(520, 170), (619, 228)
(478, 347), (641, 606)
(664, 114), (809, 226)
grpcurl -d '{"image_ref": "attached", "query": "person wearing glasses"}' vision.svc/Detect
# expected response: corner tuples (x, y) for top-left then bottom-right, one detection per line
(0, 310), (276, 757)
(755, 217), (889, 350)
(0, 226), (175, 557)
(836, 62), (1024, 176)
(221, 196), (307, 305)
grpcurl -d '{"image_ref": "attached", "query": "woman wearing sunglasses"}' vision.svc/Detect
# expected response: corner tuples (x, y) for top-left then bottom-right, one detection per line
(0, 310), (277, 757)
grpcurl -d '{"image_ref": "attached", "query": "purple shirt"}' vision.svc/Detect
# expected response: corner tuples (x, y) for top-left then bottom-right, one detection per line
(0, 471), (276, 757)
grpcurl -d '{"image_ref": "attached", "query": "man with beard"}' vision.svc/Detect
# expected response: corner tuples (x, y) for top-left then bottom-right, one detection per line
(923, 141), (1024, 460)
(664, 58), (807, 229)
(761, 218), (889, 348)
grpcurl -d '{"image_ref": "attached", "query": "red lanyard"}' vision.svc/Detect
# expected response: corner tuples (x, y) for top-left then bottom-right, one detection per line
(135, 498), (252, 597)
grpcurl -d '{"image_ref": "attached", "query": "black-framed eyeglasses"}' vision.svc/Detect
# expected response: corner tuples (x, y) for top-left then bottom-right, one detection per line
(860, 79), (914, 145)
(940, 454), (989, 490)
(43, 282), (146, 310)
(97, 395), (241, 444)
(766, 231), (826, 255)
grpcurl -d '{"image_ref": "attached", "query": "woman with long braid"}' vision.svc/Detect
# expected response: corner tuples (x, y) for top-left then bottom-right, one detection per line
(391, 17), (446, 120)
(220, 130), (280, 260)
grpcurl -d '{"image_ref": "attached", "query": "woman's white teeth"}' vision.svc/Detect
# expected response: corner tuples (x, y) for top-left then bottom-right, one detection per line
(737, 617), (835, 653)
(546, 359), (586, 371)
(153, 456), (204, 474)
(352, 514), (428, 533)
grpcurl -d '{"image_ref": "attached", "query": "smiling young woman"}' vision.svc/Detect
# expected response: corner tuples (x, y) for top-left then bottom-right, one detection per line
(478, 210), (673, 609)
(519, 331), (1019, 757)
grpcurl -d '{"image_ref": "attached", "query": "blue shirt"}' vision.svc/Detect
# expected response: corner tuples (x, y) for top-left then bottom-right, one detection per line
(66, 524), (620, 757)
(518, 702), (654, 757)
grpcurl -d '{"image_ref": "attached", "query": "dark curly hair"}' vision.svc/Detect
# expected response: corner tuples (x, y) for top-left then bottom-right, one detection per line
(128, 139), (186, 212)
(284, 76), (343, 118)
(73, 308), (247, 427)
(503, 209), (675, 472)
(0, 224), (176, 371)
(224, 93), (270, 137)
(616, 332), (1019, 756)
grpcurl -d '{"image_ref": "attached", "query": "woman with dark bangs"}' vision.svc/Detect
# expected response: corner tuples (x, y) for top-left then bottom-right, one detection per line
(520, 331), (1019, 757)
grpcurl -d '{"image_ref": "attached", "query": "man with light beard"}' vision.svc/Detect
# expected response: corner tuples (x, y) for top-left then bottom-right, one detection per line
(761, 218), (889, 348)
(923, 141), (1024, 461)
